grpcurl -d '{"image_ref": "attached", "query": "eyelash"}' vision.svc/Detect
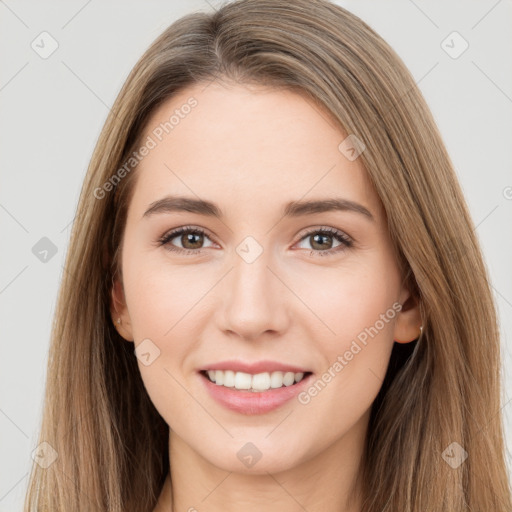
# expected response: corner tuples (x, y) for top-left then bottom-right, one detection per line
(157, 225), (354, 257)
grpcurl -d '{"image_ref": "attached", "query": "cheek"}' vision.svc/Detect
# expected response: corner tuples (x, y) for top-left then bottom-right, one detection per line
(124, 252), (209, 340)
(293, 258), (398, 349)
(123, 259), (205, 424)
(122, 251), (215, 394)
(292, 260), (398, 416)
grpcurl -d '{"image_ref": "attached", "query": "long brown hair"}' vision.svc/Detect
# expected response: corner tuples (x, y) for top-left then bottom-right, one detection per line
(24, 0), (512, 510)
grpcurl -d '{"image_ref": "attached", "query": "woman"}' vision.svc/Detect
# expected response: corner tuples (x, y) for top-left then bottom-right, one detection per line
(24, 0), (512, 510)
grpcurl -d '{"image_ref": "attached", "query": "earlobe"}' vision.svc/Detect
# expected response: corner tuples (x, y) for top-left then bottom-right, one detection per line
(394, 325), (423, 343)
(110, 277), (134, 342)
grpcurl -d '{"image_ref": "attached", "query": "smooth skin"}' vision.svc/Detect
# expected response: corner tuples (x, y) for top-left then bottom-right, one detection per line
(110, 80), (422, 512)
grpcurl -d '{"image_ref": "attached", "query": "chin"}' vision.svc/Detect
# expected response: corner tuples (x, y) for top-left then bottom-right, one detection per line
(199, 434), (309, 475)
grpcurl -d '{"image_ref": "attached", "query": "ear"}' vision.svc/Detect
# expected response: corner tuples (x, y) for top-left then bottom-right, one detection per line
(110, 275), (134, 342)
(393, 285), (423, 344)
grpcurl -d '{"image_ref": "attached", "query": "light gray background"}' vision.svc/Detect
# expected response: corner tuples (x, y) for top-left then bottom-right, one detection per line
(1, 0), (511, 510)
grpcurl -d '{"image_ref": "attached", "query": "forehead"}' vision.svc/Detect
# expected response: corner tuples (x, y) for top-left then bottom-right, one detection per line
(130, 80), (383, 222)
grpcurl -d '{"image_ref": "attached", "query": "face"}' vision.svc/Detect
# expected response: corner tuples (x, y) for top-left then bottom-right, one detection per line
(111, 80), (421, 474)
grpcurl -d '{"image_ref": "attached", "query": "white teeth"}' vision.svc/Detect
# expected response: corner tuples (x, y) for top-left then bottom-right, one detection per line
(283, 372), (295, 386)
(234, 371), (252, 389)
(204, 370), (307, 391)
(252, 372), (270, 391)
(223, 370), (235, 387)
(270, 371), (284, 388)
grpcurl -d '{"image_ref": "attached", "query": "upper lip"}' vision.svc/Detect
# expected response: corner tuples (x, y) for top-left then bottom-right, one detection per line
(199, 359), (312, 375)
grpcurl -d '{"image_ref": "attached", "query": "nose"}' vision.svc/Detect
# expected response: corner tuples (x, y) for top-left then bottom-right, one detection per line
(217, 245), (290, 341)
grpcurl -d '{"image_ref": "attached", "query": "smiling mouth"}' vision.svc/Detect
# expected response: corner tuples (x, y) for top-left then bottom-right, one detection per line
(199, 369), (313, 392)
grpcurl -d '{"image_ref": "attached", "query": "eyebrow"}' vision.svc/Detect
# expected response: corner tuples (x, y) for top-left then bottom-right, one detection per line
(142, 195), (374, 222)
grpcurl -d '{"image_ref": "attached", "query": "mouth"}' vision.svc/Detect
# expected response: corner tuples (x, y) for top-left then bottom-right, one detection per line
(197, 360), (315, 414)
(199, 369), (314, 393)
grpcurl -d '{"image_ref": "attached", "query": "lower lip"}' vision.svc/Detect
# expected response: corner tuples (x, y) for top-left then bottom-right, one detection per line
(199, 371), (313, 415)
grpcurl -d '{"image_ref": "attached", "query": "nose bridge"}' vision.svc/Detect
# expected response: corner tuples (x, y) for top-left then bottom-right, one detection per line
(219, 236), (287, 338)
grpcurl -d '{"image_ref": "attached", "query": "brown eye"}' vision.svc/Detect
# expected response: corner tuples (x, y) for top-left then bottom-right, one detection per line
(158, 226), (215, 254)
(309, 232), (334, 250)
(179, 231), (204, 250)
(295, 227), (353, 256)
